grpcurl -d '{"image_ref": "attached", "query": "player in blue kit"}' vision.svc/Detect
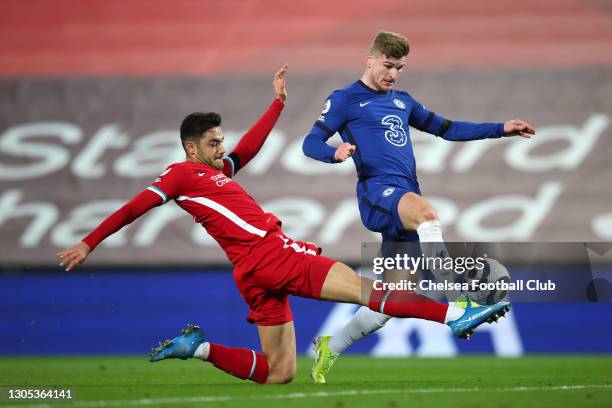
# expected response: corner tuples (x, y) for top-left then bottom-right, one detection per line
(302, 30), (535, 383)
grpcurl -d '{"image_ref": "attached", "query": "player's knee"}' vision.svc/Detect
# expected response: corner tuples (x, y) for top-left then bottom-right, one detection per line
(419, 208), (438, 222)
(398, 193), (438, 228)
(413, 200), (438, 223)
(400, 205), (438, 229)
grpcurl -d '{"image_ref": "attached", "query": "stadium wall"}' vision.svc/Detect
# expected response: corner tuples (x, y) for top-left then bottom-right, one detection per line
(1, 69), (611, 266)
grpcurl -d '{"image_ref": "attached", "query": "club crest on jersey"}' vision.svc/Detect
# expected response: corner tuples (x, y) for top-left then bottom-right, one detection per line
(382, 187), (395, 197)
(393, 99), (406, 109)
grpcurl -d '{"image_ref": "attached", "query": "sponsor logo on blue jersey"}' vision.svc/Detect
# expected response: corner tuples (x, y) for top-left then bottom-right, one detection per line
(382, 115), (408, 146)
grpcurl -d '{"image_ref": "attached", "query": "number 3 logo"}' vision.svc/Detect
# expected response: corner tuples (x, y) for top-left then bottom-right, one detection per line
(382, 115), (407, 146)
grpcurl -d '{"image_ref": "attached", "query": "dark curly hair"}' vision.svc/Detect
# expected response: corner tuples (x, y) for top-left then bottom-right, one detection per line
(180, 112), (222, 148)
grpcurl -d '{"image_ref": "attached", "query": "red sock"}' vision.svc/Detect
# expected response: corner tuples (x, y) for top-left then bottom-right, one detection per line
(207, 343), (269, 384)
(369, 289), (448, 323)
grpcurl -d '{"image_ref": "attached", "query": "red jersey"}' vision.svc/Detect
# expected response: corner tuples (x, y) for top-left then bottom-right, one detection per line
(82, 99), (285, 265)
(148, 160), (280, 264)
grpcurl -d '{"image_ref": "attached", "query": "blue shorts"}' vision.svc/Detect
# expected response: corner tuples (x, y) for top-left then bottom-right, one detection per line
(356, 178), (421, 243)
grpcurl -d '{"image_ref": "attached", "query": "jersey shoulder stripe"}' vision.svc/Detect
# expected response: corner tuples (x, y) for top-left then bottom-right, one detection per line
(147, 186), (168, 203)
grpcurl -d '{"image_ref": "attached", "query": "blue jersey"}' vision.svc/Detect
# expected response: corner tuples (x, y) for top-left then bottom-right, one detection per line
(303, 80), (504, 186)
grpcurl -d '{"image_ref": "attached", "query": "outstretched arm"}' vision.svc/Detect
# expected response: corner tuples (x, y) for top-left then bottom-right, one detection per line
(57, 189), (162, 271)
(409, 97), (535, 141)
(224, 64), (287, 176)
(439, 118), (535, 141)
(58, 164), (183, 270)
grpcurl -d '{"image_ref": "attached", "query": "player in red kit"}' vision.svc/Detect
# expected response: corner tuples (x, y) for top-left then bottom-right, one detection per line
(58, 65), (509, 384)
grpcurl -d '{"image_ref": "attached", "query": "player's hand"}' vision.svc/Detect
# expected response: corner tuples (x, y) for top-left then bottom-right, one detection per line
(334, 143), (356, 162)
(57, 241), (91, 271)
(503, 119), (536, 138)
(273, 63), (288, 103)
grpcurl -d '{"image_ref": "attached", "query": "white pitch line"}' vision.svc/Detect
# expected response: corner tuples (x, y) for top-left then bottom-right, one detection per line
(1, 384), (610, 408)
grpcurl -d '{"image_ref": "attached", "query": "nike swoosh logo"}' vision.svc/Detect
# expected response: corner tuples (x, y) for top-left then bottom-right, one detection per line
(198, 173), (205, 176)
(465, 310), (489, 321)
(359, 101), (371, 107)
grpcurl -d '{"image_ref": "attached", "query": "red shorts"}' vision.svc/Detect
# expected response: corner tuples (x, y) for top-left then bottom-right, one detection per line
(233, 229), (336, 326)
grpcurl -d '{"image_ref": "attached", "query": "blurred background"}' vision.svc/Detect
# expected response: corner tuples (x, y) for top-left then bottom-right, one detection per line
(1, 0), (611, 357)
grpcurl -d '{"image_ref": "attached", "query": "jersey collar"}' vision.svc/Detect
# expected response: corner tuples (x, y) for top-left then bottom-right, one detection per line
(185, 160), (218, 172)
(357, 80), (389, 95)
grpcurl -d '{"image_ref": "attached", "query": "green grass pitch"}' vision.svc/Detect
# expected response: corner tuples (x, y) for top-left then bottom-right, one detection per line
(0, 356), (610, 407)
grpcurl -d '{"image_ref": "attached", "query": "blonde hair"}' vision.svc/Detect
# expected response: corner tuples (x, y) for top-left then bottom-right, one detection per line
(369, 30), (409, 58)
